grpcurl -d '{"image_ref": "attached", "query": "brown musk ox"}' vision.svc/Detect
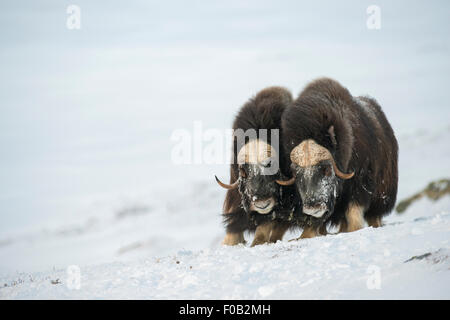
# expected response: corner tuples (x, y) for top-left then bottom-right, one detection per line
(215, 87), (300, 246)
(277, 78), (398, 238)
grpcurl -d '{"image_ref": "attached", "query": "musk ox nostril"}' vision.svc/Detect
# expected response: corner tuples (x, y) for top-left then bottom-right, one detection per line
(250, 198), (275, 214)
(254, 199), (272, 209)
(303, 205), (328, 218)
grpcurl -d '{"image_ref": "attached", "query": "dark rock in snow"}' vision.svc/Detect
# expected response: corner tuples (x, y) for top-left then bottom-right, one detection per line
(396, 179), (450, 213)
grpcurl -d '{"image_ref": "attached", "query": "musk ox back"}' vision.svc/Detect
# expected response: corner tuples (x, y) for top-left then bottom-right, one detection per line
(216, 86), (298, 246)
(278, 78), (398, 237)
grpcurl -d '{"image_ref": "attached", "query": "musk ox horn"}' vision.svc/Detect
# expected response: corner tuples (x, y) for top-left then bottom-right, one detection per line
(276, 175), (296, 186)
(330, 158), (354, 179)
(215, 175), (239, 189)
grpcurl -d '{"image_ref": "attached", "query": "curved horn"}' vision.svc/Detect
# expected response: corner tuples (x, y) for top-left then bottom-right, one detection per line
(215, 175), (239, 189)
(330, 158), (354, 179)
(276, 175), (296, 186)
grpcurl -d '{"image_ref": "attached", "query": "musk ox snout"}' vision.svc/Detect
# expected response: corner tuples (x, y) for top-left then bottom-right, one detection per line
(293, 161), (338, 220)
(244, 164), (279, 214)
(250, 197), (275, 214)
(301, 186), (334, 219)
(303, 205), (328, 218)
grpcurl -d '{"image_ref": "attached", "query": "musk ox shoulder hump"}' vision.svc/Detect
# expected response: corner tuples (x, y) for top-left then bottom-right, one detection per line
(233, 86), (293, 131)
(299, 77), (353, 106)
(254, 86), (293, 108)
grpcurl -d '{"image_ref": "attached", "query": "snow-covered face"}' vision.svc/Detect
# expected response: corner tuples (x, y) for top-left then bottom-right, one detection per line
(291, 160), (337, 219)
(237, 140), (280, 214)
(238, 162), (279, 214)
(289, 140), (338, 219)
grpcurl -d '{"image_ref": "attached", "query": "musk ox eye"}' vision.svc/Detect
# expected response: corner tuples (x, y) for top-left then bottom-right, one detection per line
(323, 166), (332, 177)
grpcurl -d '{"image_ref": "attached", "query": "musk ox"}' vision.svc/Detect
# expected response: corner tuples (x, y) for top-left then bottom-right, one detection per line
(215, 86), (299, 246)
(277, 78), (398, 238)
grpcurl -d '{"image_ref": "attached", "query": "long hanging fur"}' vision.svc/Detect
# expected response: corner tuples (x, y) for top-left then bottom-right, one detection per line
(222, 86), (298, 234)
(282, 78), (398, 228)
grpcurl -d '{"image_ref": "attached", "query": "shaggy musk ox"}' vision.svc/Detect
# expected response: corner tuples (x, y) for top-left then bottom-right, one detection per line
(215, 87), (299, 246)
(277, 78), (398, 238)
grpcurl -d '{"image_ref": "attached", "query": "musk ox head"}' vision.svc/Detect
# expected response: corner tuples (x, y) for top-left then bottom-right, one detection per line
(215, 139), (281, 214)
(277, 127), (354, 220)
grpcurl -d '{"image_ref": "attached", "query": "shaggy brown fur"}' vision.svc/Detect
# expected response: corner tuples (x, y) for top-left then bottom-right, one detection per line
(221, 86), (299, 245)
(282, 78), (398, 232)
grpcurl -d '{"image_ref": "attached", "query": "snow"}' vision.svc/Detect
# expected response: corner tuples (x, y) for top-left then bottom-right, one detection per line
(1, 1), (450, 299)
(1, 196), (449, 299)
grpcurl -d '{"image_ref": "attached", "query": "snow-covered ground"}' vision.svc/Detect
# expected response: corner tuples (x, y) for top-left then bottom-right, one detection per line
(0, 1), (449, 299)
(1, 196), (449, 299)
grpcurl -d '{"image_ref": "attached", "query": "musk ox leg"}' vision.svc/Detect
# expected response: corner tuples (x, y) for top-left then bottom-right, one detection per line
(366, 216), (382, 228)
(251, 222), (274, 247)
(299, 226), (319, 239)
(318, 224), (327, 236)
(222, 232), (245, 246)
(289, 225), (323, 241)
(338, 220), (347, 233)
(343, 203), (365, 233)
(269, 222), (289, 243)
